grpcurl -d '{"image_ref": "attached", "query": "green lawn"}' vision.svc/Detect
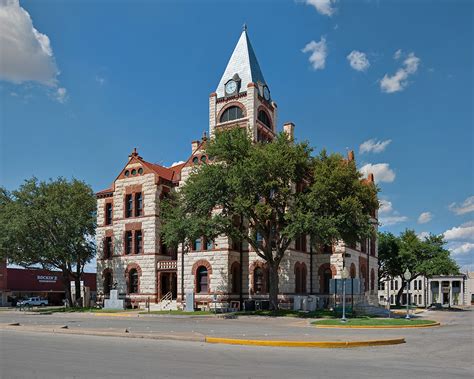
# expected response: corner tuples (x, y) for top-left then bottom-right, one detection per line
(312, 318), (437, 326)
(234, 309), (339, 319)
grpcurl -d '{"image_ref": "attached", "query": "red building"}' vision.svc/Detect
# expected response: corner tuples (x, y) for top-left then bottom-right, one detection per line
(0, 263), (96, 306)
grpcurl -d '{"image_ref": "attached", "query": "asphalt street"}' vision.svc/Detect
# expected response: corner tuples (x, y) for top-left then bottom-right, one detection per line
(0, 309), (472, 378)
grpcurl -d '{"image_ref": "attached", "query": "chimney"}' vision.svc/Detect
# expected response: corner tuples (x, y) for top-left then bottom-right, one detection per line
(191, 140), (200, 153)
(283, 122), (295, 140)
(347, 150), (355, 162)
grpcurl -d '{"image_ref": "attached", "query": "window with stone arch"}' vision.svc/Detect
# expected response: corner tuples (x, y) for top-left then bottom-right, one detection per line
(220, 106), (244, 123)
(253, 267), (268, 294)
(129, 269), (139, 294)
(196, 266), (208, 294)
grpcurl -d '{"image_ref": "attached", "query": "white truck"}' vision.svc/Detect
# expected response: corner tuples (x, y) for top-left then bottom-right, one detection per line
(17, 297), (48, 307)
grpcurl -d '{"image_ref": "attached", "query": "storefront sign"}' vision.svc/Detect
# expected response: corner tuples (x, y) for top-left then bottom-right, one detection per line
(37, 275), (58, 283)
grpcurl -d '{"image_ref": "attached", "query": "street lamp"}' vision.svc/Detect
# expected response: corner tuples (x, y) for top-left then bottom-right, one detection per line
(403, 268), (411, 320)
(341, 267), (350, 322)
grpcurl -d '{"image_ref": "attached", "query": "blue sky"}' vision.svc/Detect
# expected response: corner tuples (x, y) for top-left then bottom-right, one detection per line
(1, 0), (472, 271)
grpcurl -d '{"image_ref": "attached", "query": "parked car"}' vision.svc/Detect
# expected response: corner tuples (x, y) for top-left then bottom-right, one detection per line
(17, 297), (48, 307)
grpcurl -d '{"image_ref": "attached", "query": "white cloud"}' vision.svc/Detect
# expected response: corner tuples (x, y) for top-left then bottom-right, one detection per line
(378, 198), (408, 227)
(347, 50), (370, 72)
(305, 0), (337, 16)
(170, 160), (185, 167)
(302, 37), (327, 70)
(417, 231), (430, 240)
(450, 242), (474, 256)
(449, 196), (474, 215)
(360, 163), (396, 183)
(359, 138), (392, 154)
(444, 222), (474, 241)
(0, 0), (67, 103)
(380, 52), (421, 93)
(393, 49), (402, 60)
(55, 87), (67, 103)
(417, 212), (433, 224)
(380, 215), (409, 226)
(0, 0), (58, 85)
(95, 75), (105, 86)
(378, 199), (393, 215)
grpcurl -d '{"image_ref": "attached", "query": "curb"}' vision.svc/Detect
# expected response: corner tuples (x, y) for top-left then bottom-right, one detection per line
(0, 324), (205, 343)
(313, 322), (440, 329)
(205, 337), (405, 348)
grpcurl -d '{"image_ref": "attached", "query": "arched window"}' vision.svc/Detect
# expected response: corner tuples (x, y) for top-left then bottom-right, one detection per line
(257, 110), (271, 129)
(103, 271), (112, 295)
(129, 269), (139, 294)
(254, 267), (265, 294)
(220, 106), (243, 123)
(301, 265), (307, 294)
(196, 266), (208, 293)
(231, 263), (241, 294)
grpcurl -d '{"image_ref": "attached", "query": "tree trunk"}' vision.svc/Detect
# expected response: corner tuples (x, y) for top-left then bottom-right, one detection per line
(74, 275), (82, 307)
(268, 263), (279, 311)
(395, 281), (406, 306)
(62, 271), (73, 307)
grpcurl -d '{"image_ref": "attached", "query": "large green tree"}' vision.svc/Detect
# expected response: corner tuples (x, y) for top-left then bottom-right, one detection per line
(0, 178), (96, 306)
(378, 230), (459, 305)
(161, 129), (378, 310)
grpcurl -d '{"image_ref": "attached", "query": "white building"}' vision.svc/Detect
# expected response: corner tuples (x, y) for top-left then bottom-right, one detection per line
(378, 273), (474, 307)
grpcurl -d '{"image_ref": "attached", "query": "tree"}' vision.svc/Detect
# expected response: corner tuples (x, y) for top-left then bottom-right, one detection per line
(0, 178), (96, 306)
(161, 129), (378, 310)
(378, 230), (459, 305)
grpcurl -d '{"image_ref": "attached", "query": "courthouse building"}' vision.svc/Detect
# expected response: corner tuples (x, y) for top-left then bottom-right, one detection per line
(95, 28), (379, 310)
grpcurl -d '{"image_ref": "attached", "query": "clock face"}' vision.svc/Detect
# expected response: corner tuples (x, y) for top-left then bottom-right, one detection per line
(225, 80), (237, 94)
(263, 86), (270, 101)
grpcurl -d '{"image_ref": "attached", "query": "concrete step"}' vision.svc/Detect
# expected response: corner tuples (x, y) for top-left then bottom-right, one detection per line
(149, 300), (178, 311)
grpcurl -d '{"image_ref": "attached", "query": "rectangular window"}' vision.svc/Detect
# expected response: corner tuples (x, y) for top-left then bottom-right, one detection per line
(104, 237), (112, 259)
(395, 281), (398, 290)
(419, 280), (422, 289)
(135, 192), (143, 217)
(414, 281), (417, 290)
(135, 230), (142, 254)
(390, 280), (393, 290)
(125, 194), (133, 218)
(125, 231), (132, 255)
(105, 203), (113, 225)
(204, 238), (213, 251)
(193, 238), (202, 251)
(256, 232), (264, 249)
(360, 240), (367, 253)
(370, 238), (376, 256)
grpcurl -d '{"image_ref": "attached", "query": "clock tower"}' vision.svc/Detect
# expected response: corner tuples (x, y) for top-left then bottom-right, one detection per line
(209, 26), (277, 143)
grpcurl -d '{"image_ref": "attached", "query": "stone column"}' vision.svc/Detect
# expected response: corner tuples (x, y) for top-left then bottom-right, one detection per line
(438, 280), (442, 305)
(449, 280), (453, 306)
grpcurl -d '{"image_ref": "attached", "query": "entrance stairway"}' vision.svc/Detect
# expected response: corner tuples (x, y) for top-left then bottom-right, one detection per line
(149, 292), (178, 311)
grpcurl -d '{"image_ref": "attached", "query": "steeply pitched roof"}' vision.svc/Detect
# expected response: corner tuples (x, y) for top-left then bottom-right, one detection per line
(216, 28), (266, 98)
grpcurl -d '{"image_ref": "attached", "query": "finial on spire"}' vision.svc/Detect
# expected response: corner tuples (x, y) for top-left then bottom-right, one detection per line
(243, 23), (247, 32)
(202, 131), (208, 141)
(129, 147), (139, 160)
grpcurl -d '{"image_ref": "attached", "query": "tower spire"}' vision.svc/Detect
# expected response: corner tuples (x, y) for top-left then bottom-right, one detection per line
(215, 27), (266, 98)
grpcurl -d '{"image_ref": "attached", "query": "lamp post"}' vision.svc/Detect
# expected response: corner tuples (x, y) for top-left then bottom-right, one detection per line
(403, 269), (411, 320)
(341, 267), (349, 322)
